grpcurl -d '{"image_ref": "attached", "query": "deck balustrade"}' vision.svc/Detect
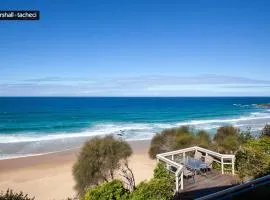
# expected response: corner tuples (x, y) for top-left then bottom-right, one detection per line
(156, 146), (235, 192)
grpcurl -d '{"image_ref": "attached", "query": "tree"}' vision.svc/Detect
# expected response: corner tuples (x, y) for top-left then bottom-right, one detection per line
(196, 130), (211, 148)
(235, 137), (270, 180)
(82, 180), (130, 200)
(213, 126), (241, 153)
(261, 124), (270, 137)
(72, 135), (132, 195)
(0, 189), (34, 200)
(148, 126), (211, 159)
(238, 127), (253, 144)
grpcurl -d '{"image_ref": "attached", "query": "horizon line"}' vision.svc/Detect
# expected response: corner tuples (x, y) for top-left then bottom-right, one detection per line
(1, 96), (270, 98)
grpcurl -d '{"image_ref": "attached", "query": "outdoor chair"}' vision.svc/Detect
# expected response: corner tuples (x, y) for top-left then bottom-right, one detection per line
(194, 151), (203, 160)
(201, 155), (214, 175)
(183, 167), (195, 183)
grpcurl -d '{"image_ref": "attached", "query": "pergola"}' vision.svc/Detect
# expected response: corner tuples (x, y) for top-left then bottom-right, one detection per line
(156, 146), (235, 192)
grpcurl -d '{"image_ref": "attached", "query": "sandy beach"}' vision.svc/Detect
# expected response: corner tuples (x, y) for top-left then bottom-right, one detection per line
(0, 140), (155, 200)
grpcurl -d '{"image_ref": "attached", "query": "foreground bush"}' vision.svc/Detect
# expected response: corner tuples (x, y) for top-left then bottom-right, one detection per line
(81, 163), (175, 200)
(0, 189), (34, 200)
(235, 137), (270, 180)
(72, 135), (132, 195)
(130, 178), (174, 200)
(82, 180), (130, 200)
(153, 163), (174, 187)
(148, 126), (211, 159)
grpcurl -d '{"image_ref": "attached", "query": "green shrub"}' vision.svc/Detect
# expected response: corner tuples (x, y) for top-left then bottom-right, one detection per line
(72, 135), (132, 195)
(235, 137), (270, 180)
(213, 126), (241, 153)
(148, 126), (211, 159)
(0, 189), (34, 200)
(196, 130), (211, 148)
(153, 163), (175, 187)
(82, 180), (130, 200)
(130, 178), (174, 200)
(238, 128), (254, 144)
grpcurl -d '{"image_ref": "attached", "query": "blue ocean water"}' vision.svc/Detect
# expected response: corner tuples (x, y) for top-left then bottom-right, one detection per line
(0, 97), (270, 159)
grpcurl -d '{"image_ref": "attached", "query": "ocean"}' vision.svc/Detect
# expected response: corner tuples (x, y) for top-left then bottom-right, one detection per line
(0, 97), (270, 159)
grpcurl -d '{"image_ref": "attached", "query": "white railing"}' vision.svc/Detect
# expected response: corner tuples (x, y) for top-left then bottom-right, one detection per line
(156, 154), (184, 191)
(156, 146), (235, 192)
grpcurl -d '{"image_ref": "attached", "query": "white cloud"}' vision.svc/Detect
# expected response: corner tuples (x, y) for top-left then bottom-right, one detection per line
(0, 74), (270, 96)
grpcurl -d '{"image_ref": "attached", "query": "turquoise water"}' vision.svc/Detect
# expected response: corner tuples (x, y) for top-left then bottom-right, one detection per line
(0, 97), (270, 159)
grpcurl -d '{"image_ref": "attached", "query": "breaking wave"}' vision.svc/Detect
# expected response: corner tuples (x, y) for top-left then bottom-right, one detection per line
(1, 110), (269, 144)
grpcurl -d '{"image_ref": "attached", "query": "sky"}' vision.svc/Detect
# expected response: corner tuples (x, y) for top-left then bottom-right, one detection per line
(0, 0), (270, 96)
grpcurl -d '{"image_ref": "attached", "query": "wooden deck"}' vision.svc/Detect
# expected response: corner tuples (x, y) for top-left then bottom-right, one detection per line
(176, 170), (238, 199)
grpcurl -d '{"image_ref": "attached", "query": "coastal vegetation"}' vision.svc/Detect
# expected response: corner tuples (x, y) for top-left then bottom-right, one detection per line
(82, 163), (174, 200)
(82, 180), (129, 200)
(0, 189), (34, 200)
(149, 124), (270, 182)
(235, 137), (270, 180)
(2, 125), (269, 200)
(72, 135), (132, 195)
(148, 126), (211, 159)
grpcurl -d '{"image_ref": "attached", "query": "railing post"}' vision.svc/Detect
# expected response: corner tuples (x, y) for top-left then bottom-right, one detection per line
(172, 154), (174, 161)
(180, 171), (184, 190)
(183, 152), (185, 162)
(176, 175), (179, 192)
(232, 157), (235, 175)
(221, 157), (224, 174)
(166, 163), (170, 170)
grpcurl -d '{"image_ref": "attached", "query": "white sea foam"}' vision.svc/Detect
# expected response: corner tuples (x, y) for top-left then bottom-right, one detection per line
(0, 111), (269, 144)
(0, 110), (270, 160)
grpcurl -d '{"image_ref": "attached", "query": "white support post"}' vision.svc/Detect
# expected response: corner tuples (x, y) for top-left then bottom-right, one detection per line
(175, 176), (179, 192)
(180, 171), (184, 190)
(183, 152), (186, 162)
(221, 157), (224, 174)
(172, 154), (174, 161)
(232, 157), (235, 175)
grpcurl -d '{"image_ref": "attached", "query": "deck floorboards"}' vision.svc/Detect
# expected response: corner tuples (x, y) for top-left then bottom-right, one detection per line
(177, 170), (237, 199)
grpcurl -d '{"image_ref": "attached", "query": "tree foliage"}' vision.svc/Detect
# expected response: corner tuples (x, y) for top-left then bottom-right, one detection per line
(213, 126), (241, 154)
(235, 137), (270, 180)
(82, 180), (130, 200)
(149, 126), (211, 159)
(196, 130), (211, 148)
(130, 178), (174, 200)
(0, 189), (34, 200)
(153, 163), (175, 187)
(72, 135), (132, 195)
(81, 163), (175, 200)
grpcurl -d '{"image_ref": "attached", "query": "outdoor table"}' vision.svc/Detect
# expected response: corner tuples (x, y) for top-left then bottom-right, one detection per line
(182, 156), (208, 174)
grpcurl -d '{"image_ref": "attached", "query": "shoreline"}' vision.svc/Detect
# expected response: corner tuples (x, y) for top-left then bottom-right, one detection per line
(0, 140), (155, 200)
(0, 138), (152, 161)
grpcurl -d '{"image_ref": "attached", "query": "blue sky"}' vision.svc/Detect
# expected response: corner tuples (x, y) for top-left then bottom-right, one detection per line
(1, 0), (270, 96)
